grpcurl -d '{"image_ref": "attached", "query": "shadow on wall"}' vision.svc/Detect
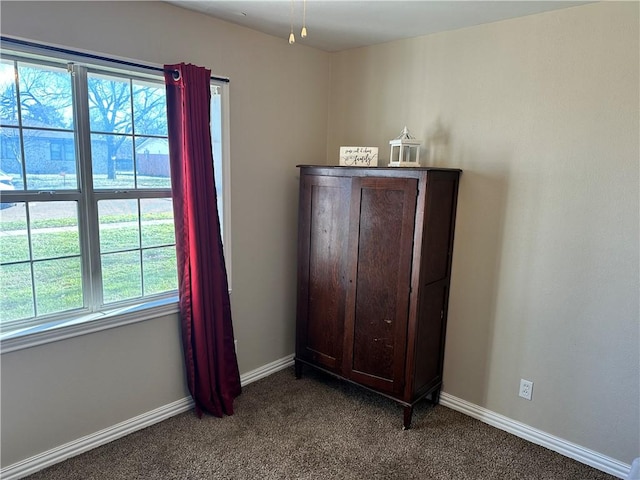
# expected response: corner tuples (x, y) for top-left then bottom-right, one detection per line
(424, 118), (450, 167)
(442, 151), (511, 407)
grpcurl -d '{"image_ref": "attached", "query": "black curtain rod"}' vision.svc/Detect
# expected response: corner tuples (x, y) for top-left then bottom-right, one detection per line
(0, 36), (230, 83)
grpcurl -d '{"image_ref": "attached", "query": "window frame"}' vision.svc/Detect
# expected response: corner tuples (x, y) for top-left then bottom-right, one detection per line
(0, 39), (231, 352)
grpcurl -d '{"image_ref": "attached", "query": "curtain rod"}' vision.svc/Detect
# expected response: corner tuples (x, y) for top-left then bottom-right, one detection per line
(0, 36), (230, 83)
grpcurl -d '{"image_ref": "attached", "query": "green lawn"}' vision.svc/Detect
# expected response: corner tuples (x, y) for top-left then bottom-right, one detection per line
(0, 221), (177, 322)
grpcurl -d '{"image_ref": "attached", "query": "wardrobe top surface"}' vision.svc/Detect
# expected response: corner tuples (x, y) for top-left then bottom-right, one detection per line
(297, 165), (462, 172)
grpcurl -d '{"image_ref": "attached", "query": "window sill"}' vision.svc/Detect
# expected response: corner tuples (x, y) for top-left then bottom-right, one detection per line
(0, 296), (180, 354)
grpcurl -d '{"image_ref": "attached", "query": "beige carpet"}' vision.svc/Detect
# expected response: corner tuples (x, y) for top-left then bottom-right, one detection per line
(26, 367), (615, 479)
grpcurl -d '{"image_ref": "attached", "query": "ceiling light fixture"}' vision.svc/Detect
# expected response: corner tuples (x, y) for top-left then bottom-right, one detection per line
(289, 0), (296, 44)
(288, 0), (308, 45)
(301, 0), (308, 38)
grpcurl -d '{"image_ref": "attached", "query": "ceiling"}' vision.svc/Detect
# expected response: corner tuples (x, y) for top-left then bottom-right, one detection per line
(165, 1), (590, 52)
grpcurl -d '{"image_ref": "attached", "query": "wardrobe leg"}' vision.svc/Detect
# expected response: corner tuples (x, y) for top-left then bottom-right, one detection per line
(403, 405), (413, 430)
(294, 359), (303, 379)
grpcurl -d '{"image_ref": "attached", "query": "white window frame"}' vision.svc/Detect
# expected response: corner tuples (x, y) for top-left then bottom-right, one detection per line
(0, 39), (231, 353)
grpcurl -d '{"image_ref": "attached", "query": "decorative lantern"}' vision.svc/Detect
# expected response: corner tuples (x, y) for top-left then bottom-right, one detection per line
(389, 126), (422, 167)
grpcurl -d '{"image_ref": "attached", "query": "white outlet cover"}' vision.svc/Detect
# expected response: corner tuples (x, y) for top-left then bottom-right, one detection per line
(519, 379), (533, 400)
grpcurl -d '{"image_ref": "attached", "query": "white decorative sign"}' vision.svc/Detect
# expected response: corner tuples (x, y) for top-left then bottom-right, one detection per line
(339, 146), (379, 167)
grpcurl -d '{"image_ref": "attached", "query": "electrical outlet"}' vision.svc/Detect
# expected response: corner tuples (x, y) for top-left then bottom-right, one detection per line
(519, 379), (533, 400)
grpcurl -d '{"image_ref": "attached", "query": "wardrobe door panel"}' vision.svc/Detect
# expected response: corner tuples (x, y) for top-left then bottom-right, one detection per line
(345, 177), (418, 394)
(296, 175), (350, 371)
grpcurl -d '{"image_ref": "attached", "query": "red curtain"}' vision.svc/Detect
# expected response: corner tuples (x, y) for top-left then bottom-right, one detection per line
(164, 63), (241, 417)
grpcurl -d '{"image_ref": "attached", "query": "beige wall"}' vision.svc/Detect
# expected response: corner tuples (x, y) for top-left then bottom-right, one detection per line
(2, 0), (638, 471)
(1, 314), (187, 465)
(0, 0), (329, 467)
(328, 1), (639, 464)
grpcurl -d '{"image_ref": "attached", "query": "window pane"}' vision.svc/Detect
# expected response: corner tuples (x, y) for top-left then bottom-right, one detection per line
(0, 202), (29, 263)
(91, 134), (134, 189)
(30, 201), (80, 260)
(136, 137), (170, 189)
(19, 63), (73, 130)
(23, 129), (78, 190)
(140, 198), (174, 247)
(132, 81), (167, 136)
(102, 251), (141, 303)
(88, 73), (131, 134)
(211, 86), (224, 240)
(0, 262), (34, 321)
(211, 86), (222, 172)
(98, 199), (139, 253)
(1, 126), (23, 189)
(33, 257), (83, 315)
(143, 247), (177, 295)
(0, 60), (18, 125)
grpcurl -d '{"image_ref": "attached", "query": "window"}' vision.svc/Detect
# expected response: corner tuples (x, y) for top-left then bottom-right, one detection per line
(0, 44), (229, 342)
(49, 139), (75, 162)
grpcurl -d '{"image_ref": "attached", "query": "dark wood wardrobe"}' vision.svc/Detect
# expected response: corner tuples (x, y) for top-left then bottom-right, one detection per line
(295, 165), (461, 428)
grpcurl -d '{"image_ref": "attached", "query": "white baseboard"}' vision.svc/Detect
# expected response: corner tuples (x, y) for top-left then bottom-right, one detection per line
(4, 358), (628, 480)
(240, 353), (295, 386)
(439, 392), (631, 479)
(1, 354), (295, 480)
(0, 397), (195, 480)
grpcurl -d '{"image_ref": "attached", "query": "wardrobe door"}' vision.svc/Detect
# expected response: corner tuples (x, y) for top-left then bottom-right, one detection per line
(343, 176), (418, 395)
(296, 174), (351, 372)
